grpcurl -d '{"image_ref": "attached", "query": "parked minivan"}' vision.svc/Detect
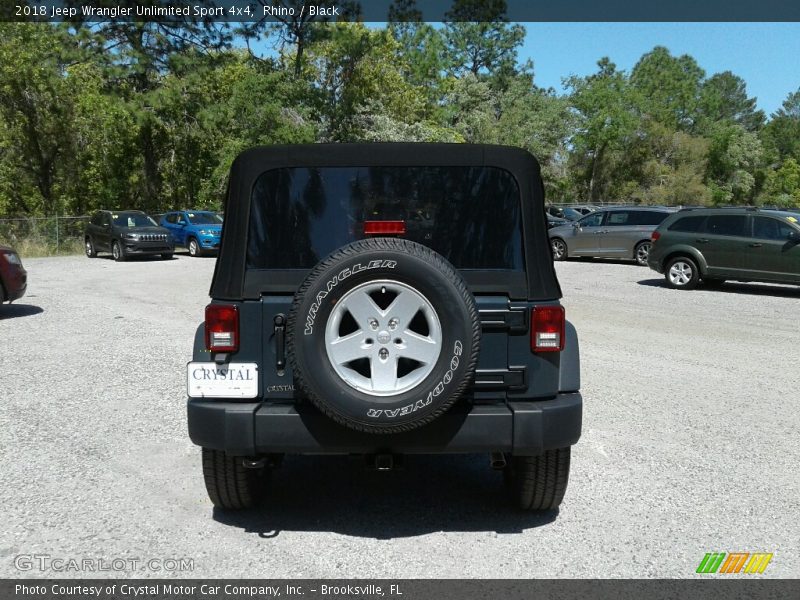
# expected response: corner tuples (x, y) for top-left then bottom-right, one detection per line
(647, 207), (800, 289)
(549, 206), (675, 265)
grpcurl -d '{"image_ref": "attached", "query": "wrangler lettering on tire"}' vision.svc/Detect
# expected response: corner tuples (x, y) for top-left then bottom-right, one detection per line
(287, 238), (480, 434)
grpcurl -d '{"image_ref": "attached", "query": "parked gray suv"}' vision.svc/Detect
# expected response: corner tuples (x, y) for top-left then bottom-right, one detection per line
(549, 206), (675, 265)
(187, 144), (582, 513)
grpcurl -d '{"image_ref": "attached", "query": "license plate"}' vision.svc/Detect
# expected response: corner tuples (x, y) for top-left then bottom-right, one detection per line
(187, 362), (258, 399)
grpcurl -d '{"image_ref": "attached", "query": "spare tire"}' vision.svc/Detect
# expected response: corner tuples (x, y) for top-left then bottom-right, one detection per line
(287, 237), (480, 434)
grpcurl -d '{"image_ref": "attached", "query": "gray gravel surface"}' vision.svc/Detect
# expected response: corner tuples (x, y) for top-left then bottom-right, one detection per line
(1, 255), (798, 578)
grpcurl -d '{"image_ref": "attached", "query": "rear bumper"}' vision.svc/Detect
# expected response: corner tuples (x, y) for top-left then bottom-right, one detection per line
(647, 257), (664, 273)
(187, 393), (582, 456)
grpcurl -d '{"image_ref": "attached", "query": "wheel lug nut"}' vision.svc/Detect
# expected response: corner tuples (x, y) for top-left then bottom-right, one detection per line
(378, 348), (389, 360)
(388, 318), (398, 330)
(369, 318), (379, 330)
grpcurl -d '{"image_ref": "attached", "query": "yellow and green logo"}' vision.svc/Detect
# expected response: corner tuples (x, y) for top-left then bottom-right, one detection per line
(697, 552), (773, 574)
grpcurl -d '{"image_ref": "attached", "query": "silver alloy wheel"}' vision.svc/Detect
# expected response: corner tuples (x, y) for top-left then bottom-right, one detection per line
(668, 260), (694, 286)
(112, 242), (120, 260)
(85, 239), (93, 256)
(324, 279), (442, 396)
(635, 242), (651, 265)
(189, 239), (198, 256)
(551, 239), (566, 260)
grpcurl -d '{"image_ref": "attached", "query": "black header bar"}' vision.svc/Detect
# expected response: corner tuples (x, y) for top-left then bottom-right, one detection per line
(3, 0), (800, 23)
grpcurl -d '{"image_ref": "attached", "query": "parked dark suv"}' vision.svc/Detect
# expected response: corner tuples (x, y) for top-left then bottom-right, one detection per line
(85, 210), (174, 261)
(187, 144), (583, 512)
(648, 207), (800, 289)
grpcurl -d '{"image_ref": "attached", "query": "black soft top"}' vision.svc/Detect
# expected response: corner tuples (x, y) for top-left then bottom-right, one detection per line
(210, 143), (562, 301)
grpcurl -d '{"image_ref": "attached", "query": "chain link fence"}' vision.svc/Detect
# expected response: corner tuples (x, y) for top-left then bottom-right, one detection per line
(0, 216), (91, 257)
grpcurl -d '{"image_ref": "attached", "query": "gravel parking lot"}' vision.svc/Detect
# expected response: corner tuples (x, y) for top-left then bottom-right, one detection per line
(1, 254), (799, 578)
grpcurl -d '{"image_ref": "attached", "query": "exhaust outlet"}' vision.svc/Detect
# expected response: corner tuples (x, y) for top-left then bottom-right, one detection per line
(490, 452), (507, 470)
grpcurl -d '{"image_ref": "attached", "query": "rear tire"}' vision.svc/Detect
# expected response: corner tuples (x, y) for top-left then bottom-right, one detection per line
(551, 238), (567, 261)
(505, 448), (571, 511)
(85, 238), (97, 258)
(634, 241), (651, 266)
(201, 449), (266, 510)
(664, 256), (699, 290)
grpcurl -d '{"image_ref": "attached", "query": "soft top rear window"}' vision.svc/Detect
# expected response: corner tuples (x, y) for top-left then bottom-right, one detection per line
(247, 166), (523, 270)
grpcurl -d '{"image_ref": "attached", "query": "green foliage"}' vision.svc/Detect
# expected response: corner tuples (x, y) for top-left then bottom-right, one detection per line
(0, 23), (798, 217)
(761, 158), (800, 207)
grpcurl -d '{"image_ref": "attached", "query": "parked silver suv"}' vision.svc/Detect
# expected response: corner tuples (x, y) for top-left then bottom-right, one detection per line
(549, 206), (676, 265)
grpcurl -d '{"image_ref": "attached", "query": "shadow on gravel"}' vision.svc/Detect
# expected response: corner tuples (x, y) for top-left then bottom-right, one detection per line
(213, 454), (558, 539)
(637, 278), (800, 298)
(0, 304), (43, 319)
(570, 257), (641, 267)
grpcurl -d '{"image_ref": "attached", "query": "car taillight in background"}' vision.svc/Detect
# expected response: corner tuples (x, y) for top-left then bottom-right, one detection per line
(205, 304), (239, 352)
(363, 220), (406, 235)
(531, 305), (565, 352)
(651, 231), (661, 242)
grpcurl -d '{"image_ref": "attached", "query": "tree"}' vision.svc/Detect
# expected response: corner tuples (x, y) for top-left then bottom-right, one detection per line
(762, 89), (800, 163)
(72, 15), (230, 211)
(443, 0), (525, 78)
(388, 2), (446, 103)
(760, 158), (800, 207)
(630, 46), (705, 132)
(303, 23), (427, 141)
(698, 71), (765, 133)
(566, 58), (639, 202)
(705, 123), (763, 204)
(0, 24), (76, 215)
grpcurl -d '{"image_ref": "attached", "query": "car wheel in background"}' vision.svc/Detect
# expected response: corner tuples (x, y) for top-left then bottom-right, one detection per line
(665, 256), (700, 290)
(634, 241), (651, 266)
(112, 241), (126, 262)
(551, 238), (567, 261)
(85, 238), (97, 258)
(188, 238), (200, 257)
(504, 448), (571, 511)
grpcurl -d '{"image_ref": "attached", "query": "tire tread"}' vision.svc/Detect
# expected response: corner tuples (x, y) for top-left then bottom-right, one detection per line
(286, 237), (481, 435)
(201, 448), (263, 510)
(512, 447), (571, 511)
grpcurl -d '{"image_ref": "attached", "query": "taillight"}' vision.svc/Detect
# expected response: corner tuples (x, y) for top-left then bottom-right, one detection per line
(364, 220), (406, 235)
(205, 304), (239, 352)
(531, 305), (565, 352)
(651, 231), (661, 242)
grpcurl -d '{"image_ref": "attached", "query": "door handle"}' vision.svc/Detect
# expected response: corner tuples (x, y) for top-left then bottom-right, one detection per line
(695, 238), (709, 244)
(273, 314), (286, 372)
(749, 243), (763, 248)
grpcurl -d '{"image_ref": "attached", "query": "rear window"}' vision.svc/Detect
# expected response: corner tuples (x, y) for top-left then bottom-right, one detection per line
(631, 210), (670, 226)
(668, 215), (706, 233)
(247, 166), (523, 270)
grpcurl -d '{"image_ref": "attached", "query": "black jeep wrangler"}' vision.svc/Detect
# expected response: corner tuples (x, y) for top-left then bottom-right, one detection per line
(187, 144), (582, 512)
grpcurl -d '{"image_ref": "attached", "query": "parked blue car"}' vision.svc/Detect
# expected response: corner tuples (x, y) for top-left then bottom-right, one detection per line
(159, 210), (222, 257)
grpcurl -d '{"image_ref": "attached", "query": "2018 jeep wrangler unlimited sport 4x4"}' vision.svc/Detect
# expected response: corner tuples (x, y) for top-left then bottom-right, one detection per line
(187, 144), (582, 512)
